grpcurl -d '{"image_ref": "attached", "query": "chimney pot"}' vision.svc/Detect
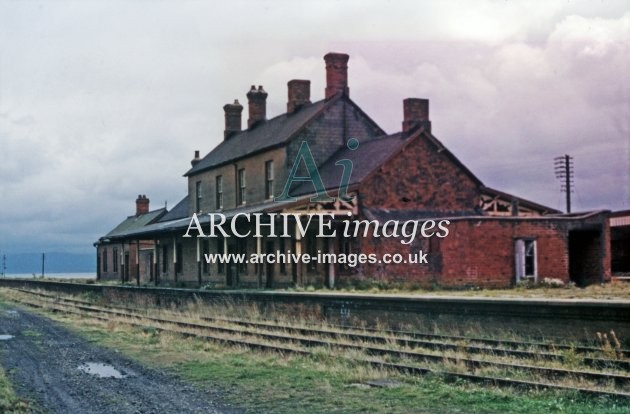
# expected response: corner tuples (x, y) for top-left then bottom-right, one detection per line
(136, 194), (150, 216)
(324, 52), (349, 99)
(246, 85), (268, 129)
(223, 99), (243, 140)
(402, 98), (431, 134)
(287, 79), (311, 114)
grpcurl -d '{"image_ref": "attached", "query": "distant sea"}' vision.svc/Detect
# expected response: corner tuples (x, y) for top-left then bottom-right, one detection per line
(2, 273), (96, 279)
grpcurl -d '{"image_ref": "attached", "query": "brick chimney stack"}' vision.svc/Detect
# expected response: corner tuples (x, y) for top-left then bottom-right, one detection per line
(223, 99), (243, 140)
(287, 79), (311, 114)
(191, 150), (200, 167)
(136, 194), (149, 216)
(246, 85), (268, 128)
(402, 98), (431, 134)
(324, 52), (349, 99)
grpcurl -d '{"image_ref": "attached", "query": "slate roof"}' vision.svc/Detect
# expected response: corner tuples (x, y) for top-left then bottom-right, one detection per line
(291, 132), (409, 196)
(291, 126), (484, 197)
(100, 196), (314, 241)
(103, 208), (167, 239)
(158, 195), (189, 222)
(185, 98), (331, 176)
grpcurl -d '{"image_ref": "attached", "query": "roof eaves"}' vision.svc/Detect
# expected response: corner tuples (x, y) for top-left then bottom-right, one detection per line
(481, 186), (561, 214)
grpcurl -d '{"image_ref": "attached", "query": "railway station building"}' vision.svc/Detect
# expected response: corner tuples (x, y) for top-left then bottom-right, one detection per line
(95, 52), (612, 289)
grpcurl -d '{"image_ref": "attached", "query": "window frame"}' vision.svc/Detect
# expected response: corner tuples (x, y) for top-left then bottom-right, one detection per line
(515, 238), (537, 282)
(237, 168), (246, 205)
(265, 160), (274, 200)
(195, 181), (202, 213)
(215, 175), (223, 210)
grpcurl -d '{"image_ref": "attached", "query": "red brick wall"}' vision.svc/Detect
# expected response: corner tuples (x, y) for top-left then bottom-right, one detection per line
(360, 133), (480, 211)
(353, 218), (573, 289)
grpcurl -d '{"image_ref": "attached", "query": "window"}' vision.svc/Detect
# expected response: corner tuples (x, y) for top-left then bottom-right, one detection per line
(195, 181), (202, 213)
(113, 248), (119, 272)
(102, 249), (108, 273)
(215, 176), (223, 210)
(265, 160), (274, 199)
(515, 239), (537, 282)
(237, 168), (246, 205)
(175, 243), (183, 274)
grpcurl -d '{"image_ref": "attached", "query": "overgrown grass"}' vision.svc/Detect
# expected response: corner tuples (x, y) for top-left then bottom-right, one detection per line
(73, 322), (630, 413)
(0, 366), (29, 414)
(0, 351), (29, 414)
(2, 290), (628, 414)
(292, 280), (630, 300)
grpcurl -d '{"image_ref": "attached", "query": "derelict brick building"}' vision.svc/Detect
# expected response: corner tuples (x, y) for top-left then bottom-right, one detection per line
(94, 52), (611, 289)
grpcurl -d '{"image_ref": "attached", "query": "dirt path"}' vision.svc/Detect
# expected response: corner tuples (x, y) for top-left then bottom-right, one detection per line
(0, 305), (241, 413)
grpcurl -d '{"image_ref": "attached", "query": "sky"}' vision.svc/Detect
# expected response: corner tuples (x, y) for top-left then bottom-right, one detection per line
(0, 0), (629, 257)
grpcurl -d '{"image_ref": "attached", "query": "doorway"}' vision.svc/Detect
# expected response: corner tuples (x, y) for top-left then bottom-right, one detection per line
(265, 241), (274, 288)
(569, 230), (602, 286)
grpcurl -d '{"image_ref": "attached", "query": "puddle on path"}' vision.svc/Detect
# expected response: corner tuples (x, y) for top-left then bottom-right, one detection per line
(77, 363), (125, 378)
(0, 335), (15, 340)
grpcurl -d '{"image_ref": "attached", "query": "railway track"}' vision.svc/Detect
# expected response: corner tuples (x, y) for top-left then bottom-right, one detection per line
(14, 288), (630, 366)
(5, 288), (630, 400)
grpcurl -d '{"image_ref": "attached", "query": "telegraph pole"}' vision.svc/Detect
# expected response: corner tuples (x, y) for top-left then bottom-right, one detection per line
(41, 252), (46, 278)
(554, 154), (574, 213)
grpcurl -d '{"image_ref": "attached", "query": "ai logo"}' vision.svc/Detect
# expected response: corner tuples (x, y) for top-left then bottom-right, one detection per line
(275, 138), (359, 203)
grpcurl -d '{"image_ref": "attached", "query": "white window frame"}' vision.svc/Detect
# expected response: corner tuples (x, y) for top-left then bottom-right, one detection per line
(515, 238), (537, 282)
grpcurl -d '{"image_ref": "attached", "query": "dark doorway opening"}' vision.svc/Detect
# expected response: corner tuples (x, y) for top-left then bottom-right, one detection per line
(124, 253), (130, 283)
(611, 226), (630, 274)
(569, 230), (601, 286)
(227, 244), (238, 287)
(266, 241), (274, 288)
(149, 252), (154, 282)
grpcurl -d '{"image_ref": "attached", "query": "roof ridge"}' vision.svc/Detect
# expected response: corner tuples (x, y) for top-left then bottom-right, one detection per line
(185, 97), (338, 176)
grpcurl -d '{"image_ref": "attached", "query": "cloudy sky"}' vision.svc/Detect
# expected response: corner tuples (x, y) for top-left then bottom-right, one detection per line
(1, 0), (628, 257)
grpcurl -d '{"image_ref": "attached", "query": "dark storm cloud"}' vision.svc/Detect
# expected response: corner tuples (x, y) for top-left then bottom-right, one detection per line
(0, 0), (628, 255)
